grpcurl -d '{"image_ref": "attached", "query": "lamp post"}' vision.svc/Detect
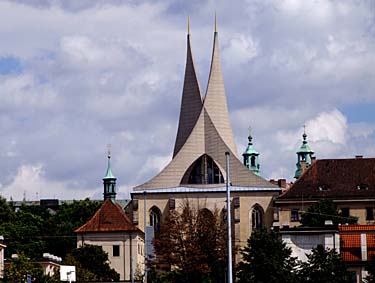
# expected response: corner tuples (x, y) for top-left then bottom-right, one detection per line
(225, 152), (233, 283)
(143, 190), (147, 283)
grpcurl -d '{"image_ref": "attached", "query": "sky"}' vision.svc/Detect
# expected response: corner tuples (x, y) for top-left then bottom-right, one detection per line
(0, 0), (374, 201)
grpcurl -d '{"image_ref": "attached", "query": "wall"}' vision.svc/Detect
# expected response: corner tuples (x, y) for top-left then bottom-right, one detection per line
(77, 232), (144, 281)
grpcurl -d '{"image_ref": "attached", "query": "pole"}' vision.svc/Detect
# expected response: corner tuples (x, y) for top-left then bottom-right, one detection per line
(143, 191), (147, 283)
(225, 152), (233, 283)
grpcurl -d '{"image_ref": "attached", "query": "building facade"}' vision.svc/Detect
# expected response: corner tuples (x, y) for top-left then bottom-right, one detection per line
(274, 157), (375, 227)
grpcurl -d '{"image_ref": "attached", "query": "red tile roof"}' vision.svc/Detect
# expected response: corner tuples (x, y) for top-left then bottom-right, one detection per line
(339, 225), (375, 232)
(75, 199), (140, 233)
(278, 158), (375, 200)
(339, 225), (375, 262)
(340, 234), (361, 261)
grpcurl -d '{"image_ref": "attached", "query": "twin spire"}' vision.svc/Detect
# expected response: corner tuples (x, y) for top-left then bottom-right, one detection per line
(173, 16), (237, 157)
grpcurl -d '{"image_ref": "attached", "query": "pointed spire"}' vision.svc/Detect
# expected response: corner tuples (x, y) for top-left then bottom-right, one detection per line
(173, 19), (203, 157)
(103, 145), (116, 200)
(203, 16), (238, 156)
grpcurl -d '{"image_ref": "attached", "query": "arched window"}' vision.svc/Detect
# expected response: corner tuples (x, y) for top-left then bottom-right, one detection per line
(251, 205), (264, 230)
(251, 156), (256, 167)
(181, 154), (224, 185)
(149, 206), (161, 233)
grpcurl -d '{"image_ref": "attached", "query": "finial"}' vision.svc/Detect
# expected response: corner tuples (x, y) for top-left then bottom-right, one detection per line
(188, 15), (190, 35)
(214, 12), (217, 33)
(107, 144), (111, 158)
(248, 126), (253, 144)
(302, 125), (307, 142)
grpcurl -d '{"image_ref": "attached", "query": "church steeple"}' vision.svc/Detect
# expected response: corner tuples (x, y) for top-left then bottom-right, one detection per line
(103, 146), (116, 200)
(173, 17), (203, 157)
(294, 127), (314, 179)
(243, 128), (260, 176)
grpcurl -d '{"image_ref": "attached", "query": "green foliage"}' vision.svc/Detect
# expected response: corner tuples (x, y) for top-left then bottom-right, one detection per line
(3, 254), (59, 283)
(0, 196), (15, 222)
(237, 228), (298, 283)
(0, 198), (101, 260)
(300, 199), (357, 227)
(47, 198), (102, 258)
(64, 244), (120, 281)
(151, 202), (227, 283)
(297, 245), (352, 283)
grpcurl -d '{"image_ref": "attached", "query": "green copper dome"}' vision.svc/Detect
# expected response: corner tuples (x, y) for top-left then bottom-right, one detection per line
(296, 133), (314, 154)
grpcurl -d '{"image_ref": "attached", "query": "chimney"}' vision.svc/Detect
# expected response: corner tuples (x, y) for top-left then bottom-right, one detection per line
(311, 156), (316, 163)
(355, 155), (363, 159)
(301, 160), (307, 174)
(278, 179), (287, 188)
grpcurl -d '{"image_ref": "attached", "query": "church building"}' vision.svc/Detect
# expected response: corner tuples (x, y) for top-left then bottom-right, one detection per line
(130, 19), (280, 258)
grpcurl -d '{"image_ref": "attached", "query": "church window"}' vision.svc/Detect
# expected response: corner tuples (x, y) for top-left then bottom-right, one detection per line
(251, 205), (263, 230)
(149, 206), (161, 232)
(251, 156), (256, 167)
(113, 245), (120, 257)
(182, 154), (224, 185)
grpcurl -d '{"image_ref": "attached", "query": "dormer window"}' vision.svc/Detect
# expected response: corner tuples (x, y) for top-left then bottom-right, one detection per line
(357, 184), (369, 191)
(318, 185), (330, 192)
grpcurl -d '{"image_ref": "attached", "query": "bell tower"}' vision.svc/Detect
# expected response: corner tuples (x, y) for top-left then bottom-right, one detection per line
(242, 128), (260, 176)
(294, 127), (314, 179)
(103, 145), (117, 200)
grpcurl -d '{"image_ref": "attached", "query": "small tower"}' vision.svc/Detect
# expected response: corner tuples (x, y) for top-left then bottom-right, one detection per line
(103, 146), (116, 201)
(294, 127), (314, 179)
(243, 128), (260, 176)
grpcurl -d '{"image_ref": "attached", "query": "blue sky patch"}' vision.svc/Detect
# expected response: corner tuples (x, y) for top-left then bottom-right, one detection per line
(0, 56), (23, 75)
(343, 103), (375, 123)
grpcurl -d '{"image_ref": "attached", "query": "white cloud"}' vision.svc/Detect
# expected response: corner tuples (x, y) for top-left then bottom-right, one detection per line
(223, 33), (258, 66)
(0, 164), (96, 201)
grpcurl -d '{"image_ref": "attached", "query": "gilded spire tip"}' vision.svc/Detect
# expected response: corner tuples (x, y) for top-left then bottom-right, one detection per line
(188, 15), (190, 35)
(214, 12), (217, 33)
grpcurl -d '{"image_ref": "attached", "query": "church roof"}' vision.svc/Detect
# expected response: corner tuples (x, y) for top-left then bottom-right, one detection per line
(75, 199), (140, 233)
(134, 22), (277, 191)
(277, 158), (375, 201)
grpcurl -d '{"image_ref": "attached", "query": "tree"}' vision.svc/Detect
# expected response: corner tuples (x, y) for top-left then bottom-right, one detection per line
(64, 244), (120, 281)
(47, 198), (102, 258)
(297, 245), (351, 283)
(0, 196), (15, 223)
(151, 201), (227, 283)
(237, 228), (298, 283)
(300, 199), (357, 227)
(3, 254), (59, 283)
